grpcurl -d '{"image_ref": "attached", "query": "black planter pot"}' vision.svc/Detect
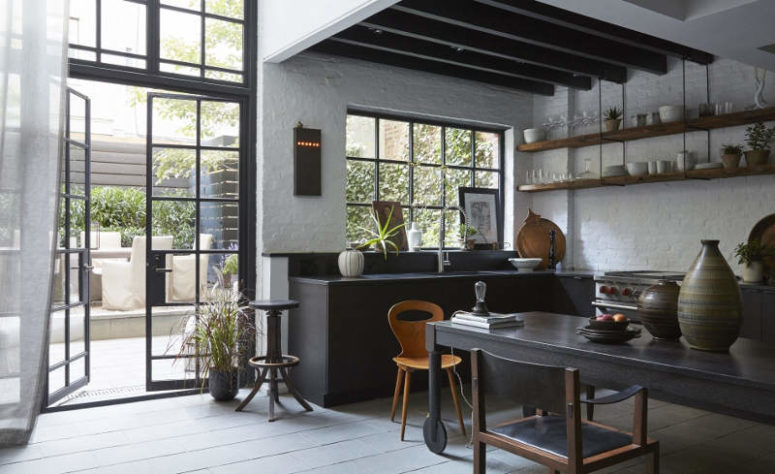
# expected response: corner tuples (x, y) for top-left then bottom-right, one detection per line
(208, 368), (239, 401)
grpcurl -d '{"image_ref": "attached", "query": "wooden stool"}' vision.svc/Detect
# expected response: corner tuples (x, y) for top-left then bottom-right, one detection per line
(235, 299), (313, 421)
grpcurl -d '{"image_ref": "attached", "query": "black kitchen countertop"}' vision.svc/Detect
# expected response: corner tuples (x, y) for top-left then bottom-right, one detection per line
(289, 269), (595, 286)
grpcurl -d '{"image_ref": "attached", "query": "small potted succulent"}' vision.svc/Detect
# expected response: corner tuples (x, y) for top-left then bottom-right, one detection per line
(734, 240), (773, 283)
(743, 122), (775, 167)
(603, 106), (622, 132)
(720, 144), (743, 170)
(459, 225), (478, 250)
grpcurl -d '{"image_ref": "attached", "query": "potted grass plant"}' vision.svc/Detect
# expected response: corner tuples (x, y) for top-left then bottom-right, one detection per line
(734, 240), (774, 283)
(177, 270), (257, 401)
(604, 106), (622, 132)
(721, 144), (743, 170)
(744, 122), (775, 167)
(357, 206), (407, 260)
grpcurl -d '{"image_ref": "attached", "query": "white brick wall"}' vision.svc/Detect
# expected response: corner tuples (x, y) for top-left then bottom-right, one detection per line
(526, 58), (775, 274)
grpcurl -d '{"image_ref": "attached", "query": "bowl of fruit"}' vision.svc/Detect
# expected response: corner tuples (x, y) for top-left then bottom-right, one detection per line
(588, 313), (629, 331)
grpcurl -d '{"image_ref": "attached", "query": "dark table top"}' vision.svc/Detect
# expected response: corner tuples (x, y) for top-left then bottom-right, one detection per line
(432, 312), (775, 392)
(249, 299), (299, 310)
(289, 270), (593, 286)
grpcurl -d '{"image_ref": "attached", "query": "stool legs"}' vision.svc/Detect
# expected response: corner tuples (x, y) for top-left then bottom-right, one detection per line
(235, 367), (268, 412)
(400, 369), (412, 441)
(280, 366), (313, 412)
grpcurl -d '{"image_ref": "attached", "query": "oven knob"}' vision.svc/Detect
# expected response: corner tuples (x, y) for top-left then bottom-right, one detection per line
(599, 286), (609, 294)
(608, 287), (618, 295)
(622, 288), (632, 296)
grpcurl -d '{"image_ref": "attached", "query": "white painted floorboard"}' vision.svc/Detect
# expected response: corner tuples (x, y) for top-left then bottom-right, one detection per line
(2, 388), (774, 473)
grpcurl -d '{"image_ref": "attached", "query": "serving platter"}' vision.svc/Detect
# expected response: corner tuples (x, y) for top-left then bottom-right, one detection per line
(749, 213), (775, 281)
(516, 209), (566, 270)
(577, 326), (641, 344)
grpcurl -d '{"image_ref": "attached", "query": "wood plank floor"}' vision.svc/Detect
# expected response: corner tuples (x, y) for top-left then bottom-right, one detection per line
(1, 387), (774, 473)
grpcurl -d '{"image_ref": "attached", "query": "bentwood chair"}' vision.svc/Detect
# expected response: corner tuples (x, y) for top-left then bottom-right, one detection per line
(471, 349), (659, 474)
(387, 300), (466, 441)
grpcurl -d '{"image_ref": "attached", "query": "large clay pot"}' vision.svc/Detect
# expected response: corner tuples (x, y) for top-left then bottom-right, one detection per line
(638, 280), (682, 340)
(209, 368), (239, 401)
(744, 149), (770, 167)
(677, 240), (742, 352)
(338, 248), (364, 277)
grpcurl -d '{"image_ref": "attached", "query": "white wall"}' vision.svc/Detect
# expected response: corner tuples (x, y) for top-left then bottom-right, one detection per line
(260, 0), (399, 62)
(257, 52), (534, 258)
(527, 57), (775, 274)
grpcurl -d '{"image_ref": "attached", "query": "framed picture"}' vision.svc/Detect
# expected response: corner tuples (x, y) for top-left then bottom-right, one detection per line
(458, 187), (502, 249)
(371, 200), (408, 251)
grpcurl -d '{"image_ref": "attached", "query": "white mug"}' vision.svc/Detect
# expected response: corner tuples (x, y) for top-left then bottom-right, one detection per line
(657, 160), (672, 174)
(647, 161), (658, 175)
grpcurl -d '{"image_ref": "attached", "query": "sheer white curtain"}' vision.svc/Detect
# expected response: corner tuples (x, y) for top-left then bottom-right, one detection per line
(0, 0), (68, 445)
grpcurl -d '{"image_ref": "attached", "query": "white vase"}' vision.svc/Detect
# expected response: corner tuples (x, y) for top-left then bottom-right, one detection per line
(742, 261), (764, 283)
(338, 249), (364, 277)
(407, 222), (423, 251)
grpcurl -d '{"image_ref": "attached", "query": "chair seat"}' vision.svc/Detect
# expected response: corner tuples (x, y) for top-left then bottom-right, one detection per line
(491, 415), (633, 459)
(393, 354), (462, 371)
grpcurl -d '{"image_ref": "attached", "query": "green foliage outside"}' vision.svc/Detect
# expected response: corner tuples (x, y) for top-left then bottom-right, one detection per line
(345, 117), (498, 249)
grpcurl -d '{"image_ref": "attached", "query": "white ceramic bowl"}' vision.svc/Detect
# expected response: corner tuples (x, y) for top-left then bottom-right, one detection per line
(694, 162), (722, 170)
(658, 105), (683, 123)
(603, 165), (627, 177)
(509, 258), (542, 272)
(523, 128), (546, 144)
(626, 162), (649, 176)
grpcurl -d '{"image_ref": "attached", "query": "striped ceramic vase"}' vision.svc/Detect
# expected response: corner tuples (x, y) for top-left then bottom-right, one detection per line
(338, 249), (364, 278)
(677, 240), (742, 352)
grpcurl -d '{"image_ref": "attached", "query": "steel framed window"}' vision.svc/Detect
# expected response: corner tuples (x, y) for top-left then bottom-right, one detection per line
(345, 111), (505, 249)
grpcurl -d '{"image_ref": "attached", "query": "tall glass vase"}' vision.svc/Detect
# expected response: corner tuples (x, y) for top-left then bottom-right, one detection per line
(677, 240), (742, 351)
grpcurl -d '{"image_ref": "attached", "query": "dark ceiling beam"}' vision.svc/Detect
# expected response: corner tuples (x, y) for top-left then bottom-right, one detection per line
(362, 9), (627, 83)
(308, 40), (555, 96)
(477, 0), (714, 65)
(335, 26), (592, 90)
(394, 0), (668, 75)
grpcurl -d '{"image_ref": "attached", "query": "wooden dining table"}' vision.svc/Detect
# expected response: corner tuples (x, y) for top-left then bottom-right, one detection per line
(423, 311), (775, 453)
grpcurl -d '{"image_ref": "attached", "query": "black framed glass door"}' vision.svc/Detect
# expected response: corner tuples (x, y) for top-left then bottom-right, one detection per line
(47, 88), (92, 405)
(145, 92), (241, 391)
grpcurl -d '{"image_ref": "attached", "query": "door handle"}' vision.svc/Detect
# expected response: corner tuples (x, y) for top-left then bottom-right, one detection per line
(82, 264), (94, 271)
(155, 268), (173, 273)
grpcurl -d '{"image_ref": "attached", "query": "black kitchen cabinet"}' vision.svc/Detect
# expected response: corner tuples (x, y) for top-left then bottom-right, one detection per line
(740, 286), (775, 345)
(554, 275), (595, 318)
(761, 289), (775, 345)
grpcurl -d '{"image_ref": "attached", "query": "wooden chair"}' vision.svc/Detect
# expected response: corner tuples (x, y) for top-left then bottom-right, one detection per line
(387, 300), (466, 441)
(471, 349), (659, 474)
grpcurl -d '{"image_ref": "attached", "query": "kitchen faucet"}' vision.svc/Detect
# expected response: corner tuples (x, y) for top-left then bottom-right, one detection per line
(437, 232), (451, 273)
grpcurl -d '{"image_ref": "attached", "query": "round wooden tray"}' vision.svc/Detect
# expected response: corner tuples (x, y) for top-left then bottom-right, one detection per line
(749, 213), (775, 281)
(516, 209), (566, 269)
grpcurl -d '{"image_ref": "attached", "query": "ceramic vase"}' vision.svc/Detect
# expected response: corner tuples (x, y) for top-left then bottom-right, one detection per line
(638, 280), (682, 340)
(208, 369), (238, 401)
(407, 222), (423, 251)
(677, 240), (742, 352)
(604, 119), (621, 132)
(721, 153), (741, 170)
(744, 150), (770, 167)
(742, 261), (764, 283)
(338, 248), (364, 277)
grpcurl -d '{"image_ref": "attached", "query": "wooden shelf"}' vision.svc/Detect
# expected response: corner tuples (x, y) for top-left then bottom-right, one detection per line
(517, 107), (775, 153)
(518, 165), (775, 193)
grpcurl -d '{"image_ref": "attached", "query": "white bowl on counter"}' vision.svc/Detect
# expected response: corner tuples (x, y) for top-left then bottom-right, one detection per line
(509, 258), (542, 272)
(523, 128), (546, 144)
(626, 162), (649, 176)
(658, 105), (683, 123)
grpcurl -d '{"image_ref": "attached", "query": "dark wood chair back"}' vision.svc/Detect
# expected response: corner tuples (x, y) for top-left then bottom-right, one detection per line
(387, 300), (444, 359)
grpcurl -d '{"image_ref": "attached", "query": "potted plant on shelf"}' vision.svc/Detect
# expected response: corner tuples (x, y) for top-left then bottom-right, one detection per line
(721, 144), (743, 170)
(176, 271), (256, 401)
(459, 225), (478, 250)
(734, 240), (773, 283)
(743, 122), (775, 167)
(603, 106), (622, 132)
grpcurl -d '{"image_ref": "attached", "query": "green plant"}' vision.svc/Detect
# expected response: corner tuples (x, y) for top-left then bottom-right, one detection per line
(744, 122), (775, 151)
(175, 270), (257, 388)
(221, 254), (239, 278)
(721, 144), (743, 155)
(460, 225), (478, 239)
(605, 106), (622, 121)
(734, 240), (774, 265)
(356, 206), (407, 259)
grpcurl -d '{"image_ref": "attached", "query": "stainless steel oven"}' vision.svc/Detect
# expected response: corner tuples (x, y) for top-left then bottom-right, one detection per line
(593, 271), (684, 322)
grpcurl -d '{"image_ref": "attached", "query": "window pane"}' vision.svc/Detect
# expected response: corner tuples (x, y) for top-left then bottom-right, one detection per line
(205, 70), (242, 83)
(475, 171), (499, 189)
(475, 131), (500, 169)
(152, 97), (197, 145)
(201, 150), (239, 199)
(161, 0), (200, 11)
(444, 209), (462, 248)
(414, 208), (441, 248)
(69, 0), (97, 47)
(152, 147), (195, 197)
(200, 201), (239, 250)
(347, 115), (375, 158)
(413, 124), (441, 164)
(161, 62), (201, 77)
(378, 163), (409, 204)
(379, 120), (409, 162)
(200, 101), (240, 146)
(206, 0), (244, 19)
(160, 8), (201, 65)
(445, 128), (472, 166)
(102, 54), (146, 69)
(346, 160), (374, 204)
(413, 165), (442, 206)
(101, 0), (146, 56)
(445, 168), (471, 207)
(205, 18), (243, 70)
(346, 206), (372, 244)
(152, 200), (195, 249)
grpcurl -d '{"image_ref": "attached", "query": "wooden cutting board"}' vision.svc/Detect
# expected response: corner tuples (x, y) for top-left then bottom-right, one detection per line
(749, 213), (775, 281)
(516, 209), (566, 270)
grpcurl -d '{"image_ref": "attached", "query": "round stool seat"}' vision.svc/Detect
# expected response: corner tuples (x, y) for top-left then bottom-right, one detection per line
(249, 299), (299, 311)
(248, 354), (300, 369)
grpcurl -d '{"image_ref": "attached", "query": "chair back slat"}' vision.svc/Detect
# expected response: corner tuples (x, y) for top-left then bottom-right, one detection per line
(387, 300), (443, 359)
(474, 348), (568, 415)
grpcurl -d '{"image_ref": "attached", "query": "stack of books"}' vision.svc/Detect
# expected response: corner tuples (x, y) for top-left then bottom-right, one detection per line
(450, 311), (525, 329)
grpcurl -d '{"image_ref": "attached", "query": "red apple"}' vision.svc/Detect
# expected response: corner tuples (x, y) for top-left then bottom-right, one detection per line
(597, 314), (614, 321)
